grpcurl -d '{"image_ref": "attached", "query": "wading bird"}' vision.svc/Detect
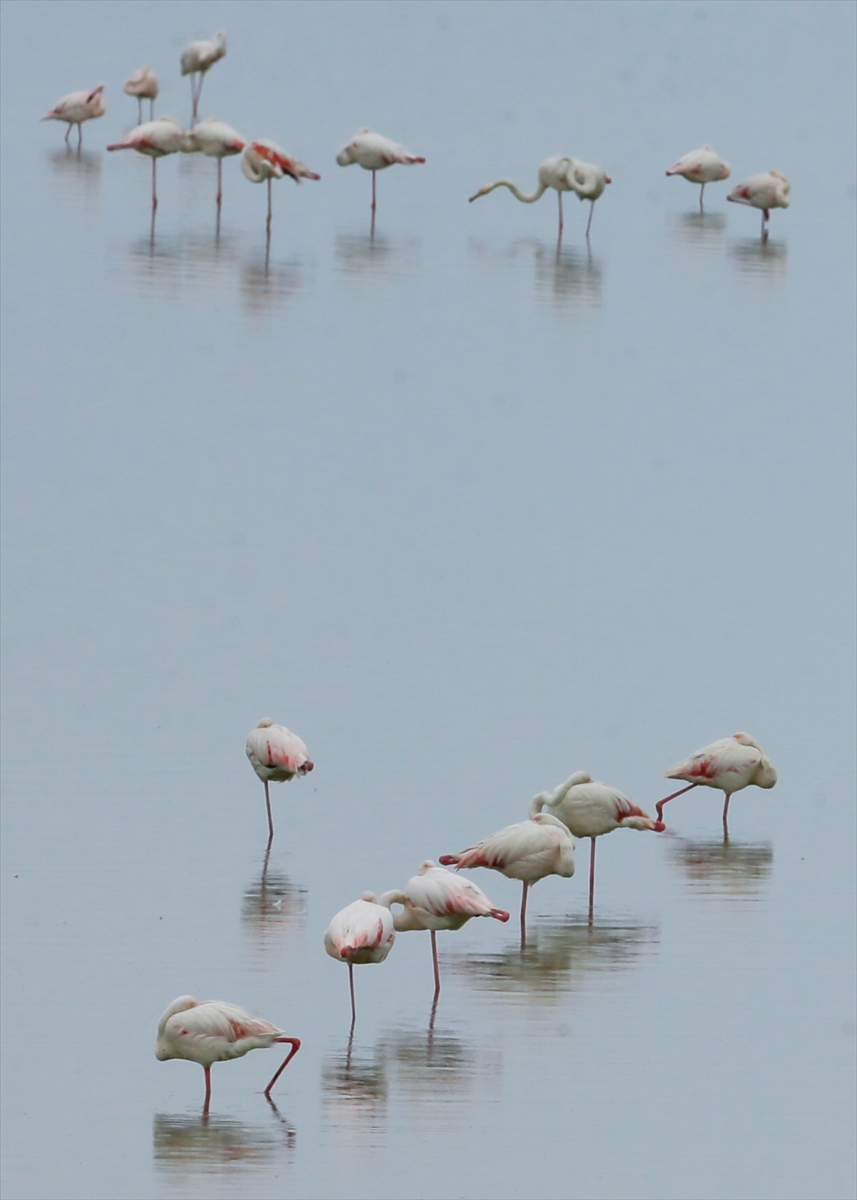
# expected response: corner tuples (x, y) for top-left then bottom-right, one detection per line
(156, 995), (301, 1111)
(106, 116), (187, 208)
(657, 733), (777, 831)
(241, 141), (321, 231)
(665, 146), (730, 211)
(42, 83), (105, 147)
(186, 117), (246, 208)
(439, 813), (575, 938)
(181, 30), (227, 122)
(530, 773), (664, 911)
(123, 67), (159, 123)
(469, 154), (612, 238)
(324, 893), (396, 1025)
(336, 129), (425, 232)
(380, 862), (509, 997)
(727, 172), (790, 235)
(245, 718), (314, 841)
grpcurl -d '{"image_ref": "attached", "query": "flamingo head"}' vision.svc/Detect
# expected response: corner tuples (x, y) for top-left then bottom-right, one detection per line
(297, 760), (314, 775)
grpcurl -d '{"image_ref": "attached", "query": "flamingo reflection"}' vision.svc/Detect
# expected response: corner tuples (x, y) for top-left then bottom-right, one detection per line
(153, 1109), (294, 1177)
(666, 836), (773, 898)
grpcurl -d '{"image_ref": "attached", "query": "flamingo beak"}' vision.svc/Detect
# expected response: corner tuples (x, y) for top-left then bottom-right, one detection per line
(605, 176), (612, 184)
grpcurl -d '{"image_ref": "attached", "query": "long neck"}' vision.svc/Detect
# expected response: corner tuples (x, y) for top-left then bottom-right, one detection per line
(486, 179), (548, 204)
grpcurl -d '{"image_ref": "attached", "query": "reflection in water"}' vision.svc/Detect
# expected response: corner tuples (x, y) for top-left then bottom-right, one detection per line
(335, 232), (419, 280)
(449, 914), (659, 1003)
(122, 230), (240, 297)
(729, 236), (788, 285)
(47, 148), (102, 207)
(240, 251), (305, 316)
(152, 1106), (294, 1182)
(321, 1037), (388, 1134)
(469, 237), (602, 310)
(241, 845), (307, 958)
(668, 211), (727, 253)
(667, 836), (773, 898)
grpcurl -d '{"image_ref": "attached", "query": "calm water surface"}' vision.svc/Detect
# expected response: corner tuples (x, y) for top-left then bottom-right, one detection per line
(2, 3), (855, 1198)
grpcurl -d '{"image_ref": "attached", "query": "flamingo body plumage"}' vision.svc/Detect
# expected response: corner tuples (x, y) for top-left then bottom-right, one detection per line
(727, 171), (790, 233)
(469, 154), (612, 237)
(124, 67), (159, 122)
(336, 129), (425, 231)
(658, 732), (777, 828)
(245, 718), (314, 841)
(324, 893), (396, 1023)
(42, 84), (105, 146)
(666, 145), (730, 209)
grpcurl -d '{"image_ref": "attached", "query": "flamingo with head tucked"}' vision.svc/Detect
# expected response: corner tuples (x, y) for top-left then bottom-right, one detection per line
(324, 893), (396, 1025)
(665, 146), (730, 211)
(727, 172), (790, 235)
(181, 30), (227, 122)
(106, 116), (187, 208)
(156, 995), (301, 1112)
(241, 141), (321, 231)
(186, 118), (246, 208)
(336, 129), (425, 232)
(656, 733), (777, 831)
(124, 67), (159, 123)
(42, 84), (105, 147)
(530, 773), (664, 911)
(245, 718), (314, 842)
(469, 154), (612, 238)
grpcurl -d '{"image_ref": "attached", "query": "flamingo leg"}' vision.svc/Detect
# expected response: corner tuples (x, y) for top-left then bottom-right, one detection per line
(267, 177), (273, 233)
(216, 158), (223, 208)
(64, 124), (71, 145)
(151, 157), (158, 210)
(588, 837), (597, 912)
(264, 780), (274, 842)
(655, 782), (697, 823)
(699, 182), (705, 212)
(137, 97), (143, 124)
(761, 209), (769, 238)
(520, 881), (529, 944)
(557, 190), (564, 236)
(722, 793), (731, 834)
(264, 1037), (302, 1098)
(348, 962), (356, 1025)
(203, 1064), (212, 1112)
(430, 929), (441, 998)
(585, 199), (595, 238)
(370, 169), (377, 235)
(78, 124), (83, 149)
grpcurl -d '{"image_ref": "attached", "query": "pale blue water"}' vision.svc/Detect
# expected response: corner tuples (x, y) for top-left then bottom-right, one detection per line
(2, 3), (855, 1198)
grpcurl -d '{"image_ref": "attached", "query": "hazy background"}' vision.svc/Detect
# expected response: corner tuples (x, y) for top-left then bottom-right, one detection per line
(2, 2), (855, 1198)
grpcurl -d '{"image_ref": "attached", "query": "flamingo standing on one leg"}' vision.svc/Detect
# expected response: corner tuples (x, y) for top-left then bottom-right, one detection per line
(530, 773), (664, 913)
(656, 733), (777, 831)
(439, 813), (575, 941)
(245, 718), (314, 842)
(180, 30), (227, 122)
(156, 995), (301, 1112)
(727, 172), (791, 236)
(469, 155), (611, 239)
(241, 141), (321, 234)
(665, 146), (731, 211)
(42, 84), (105, 147)
(380, 862), (509, 998)
(106, 116), (187, 209)
(124, 67), (159, 123)
(336, 129), (426, 233)
(324, 894), (396, 1026)
(186, 118), (246, 210)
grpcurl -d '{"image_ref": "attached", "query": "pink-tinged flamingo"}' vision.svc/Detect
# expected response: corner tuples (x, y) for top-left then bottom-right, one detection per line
(124, 67), (159, 123)
(324, 893), (396, 1026)
(469, 155), (612, 238)
(657, 733), (777, 831)
(241, 141), (321, 232)
(380, 862), (509, 998)
(439, 813), (575, 940)
(727, 172), (790, 235)
(245, 718), (314, 842)
(180, 30), (227, 122)
(107, 116), (187, 209)
(42, 84), (105, 147)
(530, 773), (664, 912)
(156, 995), (301, 1112)
(665, 146), (730, 211)
(186, 118), (246, 209)
(336, 129), (425, 233)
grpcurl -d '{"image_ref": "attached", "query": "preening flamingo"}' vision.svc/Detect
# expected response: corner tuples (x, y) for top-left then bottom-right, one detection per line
(469, 155), (612, 238)
(530, 773), (664, 911)
(727, 172), (790, 235)
(124, 67), (159, 123)
(181, 30), (227, 122)
(665, 146), (730, 211)
(336, 129), (426, 232)
(107, 116), (187, 208)
(657, 733), (777, 830)
(380, 861), (509, 997)
(156, 995), (301, 1111)
(439, 813), (575, 937)
(186, 118), (246, 208)
(245, 718), (314, 842)
(241, 141), (321, 231)
(324, 893), (396, 1025)
(42, 84), (105, 147)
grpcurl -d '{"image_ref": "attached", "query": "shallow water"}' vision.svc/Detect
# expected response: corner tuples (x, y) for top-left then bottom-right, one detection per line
(2, 3), (855, 1198)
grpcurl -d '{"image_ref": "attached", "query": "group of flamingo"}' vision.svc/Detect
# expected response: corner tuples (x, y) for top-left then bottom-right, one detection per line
(42, 31), (790, 238)
(157, 720), (776, 1110)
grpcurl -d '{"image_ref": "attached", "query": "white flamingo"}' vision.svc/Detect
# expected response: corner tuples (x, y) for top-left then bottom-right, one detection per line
(727, 172), (791, 235)
(106, 116), (187, 209)
(42, 84), (105, 147)
(656, 733), (777, 830)
(336, 129), (425, 232)
(324, 893), (396, 1025)
(186, 118), (246, 208)
(123, 67), (159, 123)
(665, 146), (730, 210)
(245, 718), (314, 842)
(181, 30), (227, 121)
(241, 141), (321, 231)
(469, 154), (612, 237)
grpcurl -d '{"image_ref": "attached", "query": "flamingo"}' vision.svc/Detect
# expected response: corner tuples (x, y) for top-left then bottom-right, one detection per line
(156, 995), (301, 1112)
(380, 862), (509, 997)
(241, 141), (321, 232)
(469, 155), (612, 238)
(41, 84), (105, 147)
(727, 172), (791, 235)
(123, 67), (159, 123)
(665, 146), (731, 211)
(530, 773), (664, 911)
(656, 733), (777, 831)
(324, 893), (396, 1025)
(186, 118), (246, 209)
(439, 813), (575, 938)
(107, 116), (187, 209)
(245, 718), (314, 842)
(181, 30), (227, 122)
(336, 129), (426, 232)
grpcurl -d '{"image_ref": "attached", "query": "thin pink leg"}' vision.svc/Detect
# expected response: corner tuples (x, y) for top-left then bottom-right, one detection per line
(348, 962), (356, 1025)
(151, 157), (158, 210)
(137, 97), (143, 124)
(430, 929), (441, 998)
(520, 881), (529, 944)
(264, 1037), (301, 1098)
(64, 124), (71, 145)
(589, 838), (597, 912)
(557, 190), (564, 236)
(655, 782), (697, 823)
(370, 170), (377, 235)
(585, 199), (595, 238)
(203, 1064), (212, 1113)
(264, 780), (274, 842)
(699, 182), (705, 212)
(267, 178), (273, 232)
(216, 158), (223, 208)
(722, 793), (731, 834)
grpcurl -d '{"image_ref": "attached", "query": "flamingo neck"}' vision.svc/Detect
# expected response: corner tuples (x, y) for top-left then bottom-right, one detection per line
(486, 179), (548, 204)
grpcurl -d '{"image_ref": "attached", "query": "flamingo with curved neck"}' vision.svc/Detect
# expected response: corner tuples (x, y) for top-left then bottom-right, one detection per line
(469, 154), (612, 237)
